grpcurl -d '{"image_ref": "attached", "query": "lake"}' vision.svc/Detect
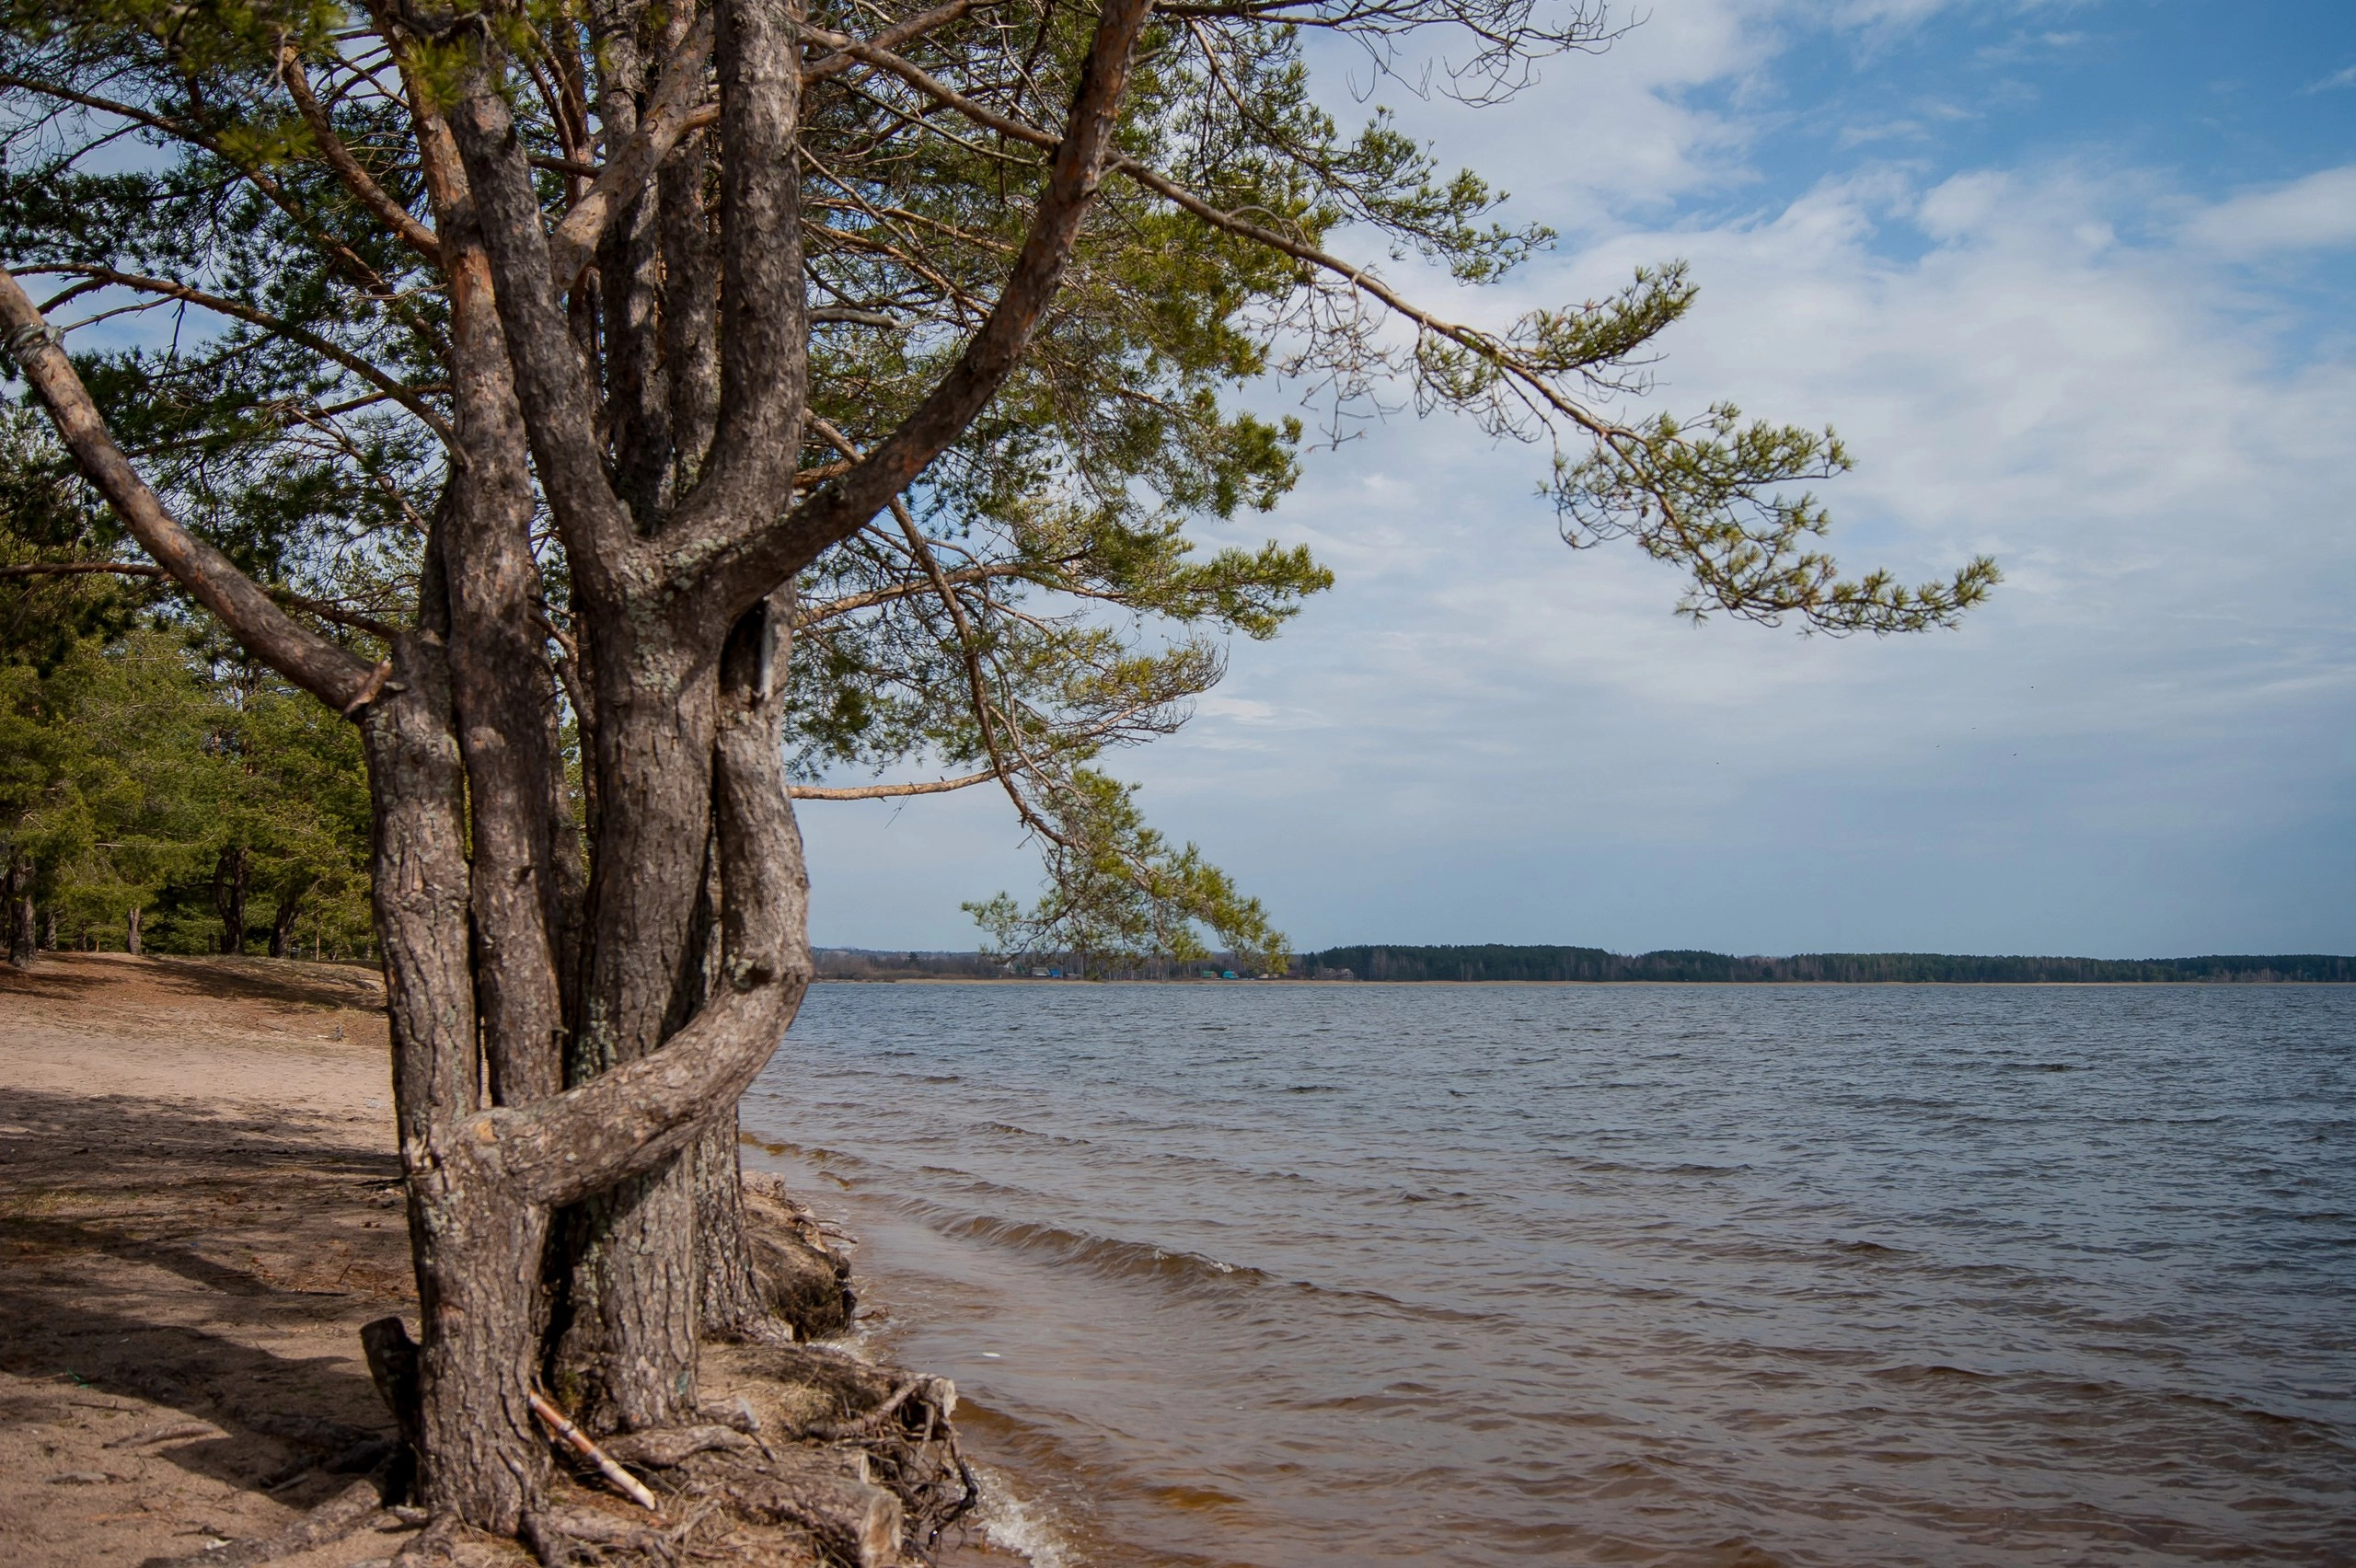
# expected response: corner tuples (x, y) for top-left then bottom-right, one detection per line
(743, 982), (2355, 1566)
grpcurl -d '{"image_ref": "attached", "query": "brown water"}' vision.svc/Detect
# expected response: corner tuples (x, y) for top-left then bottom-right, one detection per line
(743, 983), (2356, 1566)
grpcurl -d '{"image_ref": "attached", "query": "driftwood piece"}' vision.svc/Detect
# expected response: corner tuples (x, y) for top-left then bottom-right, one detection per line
(529, 1390), (662, 1511)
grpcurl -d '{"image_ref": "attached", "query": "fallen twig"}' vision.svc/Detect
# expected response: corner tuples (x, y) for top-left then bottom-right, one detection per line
(527, 1389), (661, 1512)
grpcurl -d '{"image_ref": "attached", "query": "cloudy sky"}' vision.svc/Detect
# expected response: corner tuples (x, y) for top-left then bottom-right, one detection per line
(806, 0), (2356, 959)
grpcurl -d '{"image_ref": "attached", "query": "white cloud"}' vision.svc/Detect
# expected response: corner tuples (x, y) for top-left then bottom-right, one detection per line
(814, 0), (2356, 954)
(2303, 63), (2356, 94)
(2183, 165), (2356, 257)
(1125, 155), (2356, 953)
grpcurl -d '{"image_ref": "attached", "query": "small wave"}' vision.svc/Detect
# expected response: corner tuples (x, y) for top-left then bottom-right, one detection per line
(979, 1121), (1094, 1147)
(1545, 1153), (1753, 1177)
(1829, 1239), (1911, 1258)
(906, 1201), (1272, 1291)
(968, 1464), (1075, 1568)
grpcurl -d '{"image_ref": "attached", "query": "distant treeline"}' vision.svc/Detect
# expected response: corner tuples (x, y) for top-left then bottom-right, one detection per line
(1293, 945), (2356, 984)
(814, 949), (1004, 980)
(815, 945), (2356, 983)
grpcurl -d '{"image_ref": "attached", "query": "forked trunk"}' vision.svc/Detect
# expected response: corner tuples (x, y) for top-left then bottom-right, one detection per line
(269, 877), (310, 958)
(357, 589), (809, 1526)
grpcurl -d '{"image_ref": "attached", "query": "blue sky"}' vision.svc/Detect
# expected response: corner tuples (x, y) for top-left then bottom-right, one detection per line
(806, 1), (2356, 957)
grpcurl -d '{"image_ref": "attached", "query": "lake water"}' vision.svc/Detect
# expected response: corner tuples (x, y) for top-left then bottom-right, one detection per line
(741, 983), (2356, 1567)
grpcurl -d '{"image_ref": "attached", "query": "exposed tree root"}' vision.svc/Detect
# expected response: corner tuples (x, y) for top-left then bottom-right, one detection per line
(353, 1181), (975, 1568)
(151, 1473), (396, 1566)
(736, 1173), (859, 1343)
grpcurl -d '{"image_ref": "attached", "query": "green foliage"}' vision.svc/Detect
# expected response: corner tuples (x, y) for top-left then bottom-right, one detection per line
(963, 769), (1288, 978)
(0, 625), (374, 955)
(0, 0), (1996, 974)
(1554, 402), (2001, 634)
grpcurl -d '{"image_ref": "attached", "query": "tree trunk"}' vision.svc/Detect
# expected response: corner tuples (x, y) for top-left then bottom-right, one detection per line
(269, 877), (310, 958)
(40, 905), (56, 951)
(550, 639), (725, 1431)
(359, 626), (555, 1531)
(695, 1111), (768, 1334)
(214, 843), (249, 955)
(125, 904), (141, 956)
(6, 855), (32, 970)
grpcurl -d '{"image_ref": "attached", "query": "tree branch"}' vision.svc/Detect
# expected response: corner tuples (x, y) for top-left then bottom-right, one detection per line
(281, 47), (445, 267)
(0, 269), (383, 713)
(544, 10), (717, 291)
(788, 768), (996, 799)
(18, 264), (456, 444)
(675, 0), (1160, 612)
(444, 42), (638, 595)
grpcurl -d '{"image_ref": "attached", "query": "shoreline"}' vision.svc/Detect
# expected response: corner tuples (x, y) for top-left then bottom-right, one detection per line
(0, 952), (1016, 1567)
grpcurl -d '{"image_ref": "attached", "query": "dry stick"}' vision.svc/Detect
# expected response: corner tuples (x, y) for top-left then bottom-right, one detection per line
(527, 1390), (662, 1512)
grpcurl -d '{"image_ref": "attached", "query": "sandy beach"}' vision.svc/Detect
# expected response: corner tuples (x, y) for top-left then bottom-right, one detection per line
(0, 952), (410, 1566)
(0, 954), (1008, 1568)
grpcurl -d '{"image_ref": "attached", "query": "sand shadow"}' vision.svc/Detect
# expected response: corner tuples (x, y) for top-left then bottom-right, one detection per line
(136, 954), (386, 1013)
(0, 1086), (407, 1504)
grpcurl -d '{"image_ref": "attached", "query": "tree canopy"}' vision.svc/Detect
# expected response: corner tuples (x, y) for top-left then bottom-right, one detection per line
(0, 0), (1996, 1547)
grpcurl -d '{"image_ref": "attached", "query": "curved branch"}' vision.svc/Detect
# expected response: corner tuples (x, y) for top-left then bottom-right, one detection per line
(19, 264), (456, 444)
(281, 48), (445, 267)
(456, 599), (811, 1208)
(0, 269), (382, 713)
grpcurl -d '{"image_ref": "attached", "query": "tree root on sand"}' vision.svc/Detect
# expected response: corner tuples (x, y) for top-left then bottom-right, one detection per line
(149, 1472), (397, 1566)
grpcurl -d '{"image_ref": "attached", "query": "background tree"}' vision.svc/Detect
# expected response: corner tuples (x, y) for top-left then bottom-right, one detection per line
(0, 0), (1993, 1551)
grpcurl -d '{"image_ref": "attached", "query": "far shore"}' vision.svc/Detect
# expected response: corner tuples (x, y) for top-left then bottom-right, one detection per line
(820, 974), (2355, 986)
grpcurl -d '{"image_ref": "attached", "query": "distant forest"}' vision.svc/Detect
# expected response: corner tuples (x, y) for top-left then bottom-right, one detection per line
(1293, 946), (2356, 984)
(814, 945), (2355, 983)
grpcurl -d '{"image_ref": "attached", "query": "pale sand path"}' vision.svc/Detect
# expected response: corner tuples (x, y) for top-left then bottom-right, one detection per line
(0, 951), (414, 1566)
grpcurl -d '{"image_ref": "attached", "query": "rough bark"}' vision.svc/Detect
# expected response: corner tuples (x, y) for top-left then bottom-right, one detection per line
(355, 617), (546, 1531)
(441, 210), (569, 1109)
(552, 637), (723, 1431)
(126, 904), (142, 956)
(693, 1114), (768, 1336)
(592, 0), (673, 530)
